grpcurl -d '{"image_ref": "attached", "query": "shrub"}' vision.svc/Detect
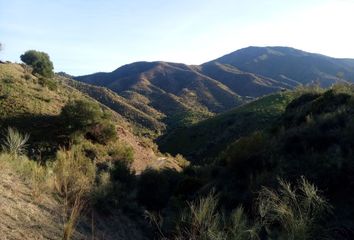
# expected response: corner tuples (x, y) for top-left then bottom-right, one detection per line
(1, 127), (30, 156)
(110, 159), (135, 185)
(2, 75), (15, 83)
(61, 99), (103, 131)
(38, 77), (58, 91)
(53, 146), (96, 199)
(53, 146), (96, 240)
(85, 120), (117, 144)
(108, 141), (134, 163)
(20, 50), (54, 77)
(222, 131), (269, 179)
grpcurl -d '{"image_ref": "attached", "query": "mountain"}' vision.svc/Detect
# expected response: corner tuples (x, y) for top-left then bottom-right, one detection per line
(211, 46), (354, 87)
(75, 61), (287, 129)
(75, 47), (354, 132)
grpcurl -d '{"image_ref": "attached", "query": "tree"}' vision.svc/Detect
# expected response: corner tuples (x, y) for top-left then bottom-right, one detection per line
(20, 50), (54, 77)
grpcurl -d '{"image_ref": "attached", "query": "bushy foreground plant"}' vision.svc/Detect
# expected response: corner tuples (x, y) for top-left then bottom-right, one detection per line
(258, 177), (330, 240)
(53, 146), (96, 240)
(153, 178), (330, 240)
(173, 192), (258, 240)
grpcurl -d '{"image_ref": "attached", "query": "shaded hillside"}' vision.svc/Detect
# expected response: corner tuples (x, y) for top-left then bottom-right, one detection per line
(0, 62), (176, 172)
(213, 85), (354, 232)
(64, 78), (166, 136)
(158, 91), (298, 163)
(211, 46), (354, 87)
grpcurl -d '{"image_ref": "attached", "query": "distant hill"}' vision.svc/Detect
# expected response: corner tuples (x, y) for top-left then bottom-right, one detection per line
(64, 78), (166, 136)
(158, 91), (298, 163)
(211, 46), (354, 87)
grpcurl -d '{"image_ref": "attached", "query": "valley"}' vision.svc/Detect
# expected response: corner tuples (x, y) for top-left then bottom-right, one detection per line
(1, 46), (354, 239)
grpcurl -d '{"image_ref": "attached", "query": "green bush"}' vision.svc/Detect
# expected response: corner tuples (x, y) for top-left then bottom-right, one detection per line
(222, 131), (269, 178)
(61, 99), (103, 131)
(108, 142), (134, 163)
(20, 50), (54, 77)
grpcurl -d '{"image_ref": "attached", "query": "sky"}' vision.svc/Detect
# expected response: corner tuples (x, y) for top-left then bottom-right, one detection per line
(1, 0), (354, 75)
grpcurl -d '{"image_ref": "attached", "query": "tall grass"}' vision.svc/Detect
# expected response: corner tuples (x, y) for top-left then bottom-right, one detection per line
(1, 127), (30, 156)
(257, 177), (330, 240)
(168, 177), (330, 240)
(174, 192), (258, 240)
(53, 146), (96, 240)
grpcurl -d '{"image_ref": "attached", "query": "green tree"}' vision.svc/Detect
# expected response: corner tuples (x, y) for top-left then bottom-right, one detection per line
(20, 50), (54, 77)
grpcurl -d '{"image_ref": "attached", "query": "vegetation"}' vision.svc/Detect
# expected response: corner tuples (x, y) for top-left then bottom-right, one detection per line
(61, 99), (104, 131)
(1, 127), (30, 156)
(158, 91), (297, 163)
(20, 50), (54, 77)
(257, 178), (330, 240)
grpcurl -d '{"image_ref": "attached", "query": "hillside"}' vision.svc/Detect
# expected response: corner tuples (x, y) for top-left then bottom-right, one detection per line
(64, 78), (166, 136)
(75, 61), (286, 129)
(0, 62), (177, 173)
(211, 46), (354, 87)
(158, 90), (298, 163)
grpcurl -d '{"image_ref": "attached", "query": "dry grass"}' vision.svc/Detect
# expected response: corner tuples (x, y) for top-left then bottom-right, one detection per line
(53, 146), (95, 240)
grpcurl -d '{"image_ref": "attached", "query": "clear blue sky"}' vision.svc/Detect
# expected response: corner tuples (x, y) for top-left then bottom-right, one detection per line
(1, 0), (354, 75)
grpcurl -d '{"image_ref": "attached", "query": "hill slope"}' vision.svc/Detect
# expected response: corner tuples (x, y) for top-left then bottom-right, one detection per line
(0, 62), (175, 172)
(211, 46), (354, 87)
(158, 91), (298, 163)
(64, 78), (166, 136)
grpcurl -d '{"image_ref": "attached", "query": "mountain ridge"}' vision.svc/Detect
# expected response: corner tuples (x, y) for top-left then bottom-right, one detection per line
(75, 47), (354, 132)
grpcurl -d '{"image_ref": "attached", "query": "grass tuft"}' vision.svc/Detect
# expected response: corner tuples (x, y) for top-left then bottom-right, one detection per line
(1, 127), (30, 156)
